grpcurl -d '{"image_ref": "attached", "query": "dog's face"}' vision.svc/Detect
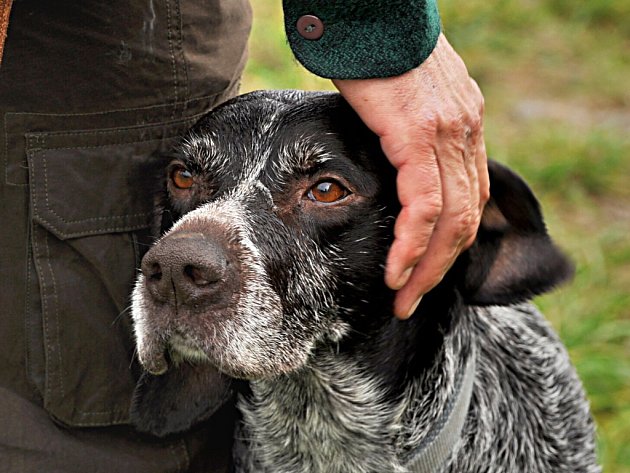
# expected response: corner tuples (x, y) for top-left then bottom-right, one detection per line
(130, 90), (573, 436)
(132, 91), (398, 380)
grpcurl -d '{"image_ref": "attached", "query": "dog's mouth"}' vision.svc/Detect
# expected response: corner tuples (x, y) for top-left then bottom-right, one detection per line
(139, 332), (210, 376)
(168, 333), (210, 364)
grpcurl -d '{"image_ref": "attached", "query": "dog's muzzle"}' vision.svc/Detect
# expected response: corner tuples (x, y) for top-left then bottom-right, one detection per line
(132, 196), (329, 380)
(136, 228), (240, 375)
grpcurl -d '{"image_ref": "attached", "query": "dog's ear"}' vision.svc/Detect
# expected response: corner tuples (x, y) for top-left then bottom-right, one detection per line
(130, 362), (233, 437)
(458, 160), (574, 305)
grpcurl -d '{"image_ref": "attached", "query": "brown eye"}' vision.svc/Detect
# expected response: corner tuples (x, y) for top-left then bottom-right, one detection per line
(171, 167), (194, 190)
(307, 180), (349, 204)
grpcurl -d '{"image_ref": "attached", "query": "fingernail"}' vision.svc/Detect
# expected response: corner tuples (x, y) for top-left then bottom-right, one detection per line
(394, 267), (414, 290)
(407, 296), (423, 318)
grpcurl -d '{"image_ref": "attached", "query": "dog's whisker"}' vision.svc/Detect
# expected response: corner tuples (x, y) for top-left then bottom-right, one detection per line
(128, 346), (139, 369)
(134, 241), (159, 248)
(112, 305), (132, 327)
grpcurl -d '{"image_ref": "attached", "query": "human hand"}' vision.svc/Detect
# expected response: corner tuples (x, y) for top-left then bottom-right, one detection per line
(332, 33), (489, 319)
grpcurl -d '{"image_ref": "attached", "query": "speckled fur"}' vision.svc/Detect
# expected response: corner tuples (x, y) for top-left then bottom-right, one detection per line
(234, 304), (599, 473)
(130, 91), (600, 473)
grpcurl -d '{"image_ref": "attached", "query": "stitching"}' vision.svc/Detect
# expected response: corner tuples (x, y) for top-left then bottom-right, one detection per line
(35, 223), (153, 239)
(38, 144), (147, 224)
(43, 223), (65, 401)
(72, 409), (130, 416)
(168, 444), (182, 473)
(42, 139), (169, 151)
(3, 91), (222, 118)
(178, 439), (191, 473)
(53, 411), (131, 427)
(170, 444), (183, 472)
(3, 111), (28, 187)
(30, 112), (201, 229)
(29, 228), (51, 401)
(31, 113), (202, 140)
(170, 441), (191, 473)
(174, 0), (190, 112)
(24, 225), (34, 386)
(29, 155), (65, 405)
(165, 0), (179, 120)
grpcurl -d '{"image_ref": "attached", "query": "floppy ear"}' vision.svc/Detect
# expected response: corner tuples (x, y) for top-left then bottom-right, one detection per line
(130, 362), (233, 437)
(458, 160), (574, 305)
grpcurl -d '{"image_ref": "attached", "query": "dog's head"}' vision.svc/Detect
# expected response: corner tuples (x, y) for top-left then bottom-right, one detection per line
(129, 90), (572, 436)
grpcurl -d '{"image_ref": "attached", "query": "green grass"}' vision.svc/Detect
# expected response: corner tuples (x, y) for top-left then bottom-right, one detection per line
(243, 1), (630, 471)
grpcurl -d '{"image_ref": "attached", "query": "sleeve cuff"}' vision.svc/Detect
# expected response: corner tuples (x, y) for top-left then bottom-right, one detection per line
(282, 0), (441, 80)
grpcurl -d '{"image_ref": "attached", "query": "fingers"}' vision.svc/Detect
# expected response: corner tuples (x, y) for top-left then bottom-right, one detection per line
(387, 84), (486, 318)
(388, 77), (487, 318)
(383, 149), (442, 290)
(390, 134), (478, 319)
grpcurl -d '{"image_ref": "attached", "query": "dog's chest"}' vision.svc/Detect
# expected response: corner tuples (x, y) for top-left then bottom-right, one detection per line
(236, 355), (404, 473)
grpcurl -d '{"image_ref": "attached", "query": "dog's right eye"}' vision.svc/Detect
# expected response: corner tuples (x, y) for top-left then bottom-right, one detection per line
(171, 167), (194, 190)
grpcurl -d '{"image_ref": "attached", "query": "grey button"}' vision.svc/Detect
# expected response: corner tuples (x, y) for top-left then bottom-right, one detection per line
(296, 15), (324, 40)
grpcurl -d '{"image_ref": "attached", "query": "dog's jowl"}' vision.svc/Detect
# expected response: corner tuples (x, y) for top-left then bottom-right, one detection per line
(130, 91), (600, 473)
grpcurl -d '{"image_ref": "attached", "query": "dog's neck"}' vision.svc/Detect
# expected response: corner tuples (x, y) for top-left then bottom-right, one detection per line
(236, 294), (475, 473)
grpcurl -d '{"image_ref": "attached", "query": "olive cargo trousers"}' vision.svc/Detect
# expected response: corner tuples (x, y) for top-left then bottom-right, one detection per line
(0, 1), (251, 471)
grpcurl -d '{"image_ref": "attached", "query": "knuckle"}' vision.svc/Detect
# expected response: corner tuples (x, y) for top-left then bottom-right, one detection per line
(453, 215), (473, 238)
(392, 238), (427, 264)
(436, 112), (463, 135)
(469, 114), (483, 131)
(445, 116), (464, 133)
(420, 114), (440, 135)
(449, 207), (475, 237)
(418, 196), (443, 224)
(408, 246), (428, 263)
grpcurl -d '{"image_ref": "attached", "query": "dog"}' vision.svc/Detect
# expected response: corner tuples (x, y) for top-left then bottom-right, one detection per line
(129, 90), (600, 473)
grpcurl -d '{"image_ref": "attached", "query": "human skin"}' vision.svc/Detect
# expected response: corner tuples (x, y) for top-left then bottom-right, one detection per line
(333, 34), (489, 319)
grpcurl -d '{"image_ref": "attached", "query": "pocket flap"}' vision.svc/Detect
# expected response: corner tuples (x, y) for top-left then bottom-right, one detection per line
(27, 120), (195, 239)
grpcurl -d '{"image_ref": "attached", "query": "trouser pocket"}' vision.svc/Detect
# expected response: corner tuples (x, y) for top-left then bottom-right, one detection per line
(26, 118), (198, 426)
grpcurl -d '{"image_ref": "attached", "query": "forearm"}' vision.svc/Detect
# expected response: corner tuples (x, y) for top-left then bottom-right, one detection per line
(282, 0), (441, 79)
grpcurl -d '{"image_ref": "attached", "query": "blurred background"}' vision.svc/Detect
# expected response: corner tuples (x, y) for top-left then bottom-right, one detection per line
(241, 1), (630, 471)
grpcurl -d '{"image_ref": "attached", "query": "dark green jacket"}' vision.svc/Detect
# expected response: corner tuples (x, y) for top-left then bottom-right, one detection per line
(284, 0), (441, 79)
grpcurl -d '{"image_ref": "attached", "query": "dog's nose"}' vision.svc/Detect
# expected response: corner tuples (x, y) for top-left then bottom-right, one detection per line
(141, 232), (233, 306)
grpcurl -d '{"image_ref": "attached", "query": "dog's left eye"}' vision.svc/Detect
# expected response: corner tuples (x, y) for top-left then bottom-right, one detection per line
(307, 180), (350, 204)
(171, 167), (194, 190)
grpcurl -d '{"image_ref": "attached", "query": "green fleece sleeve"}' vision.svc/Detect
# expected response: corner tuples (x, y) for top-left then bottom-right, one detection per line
(282, 0), (441, 80)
